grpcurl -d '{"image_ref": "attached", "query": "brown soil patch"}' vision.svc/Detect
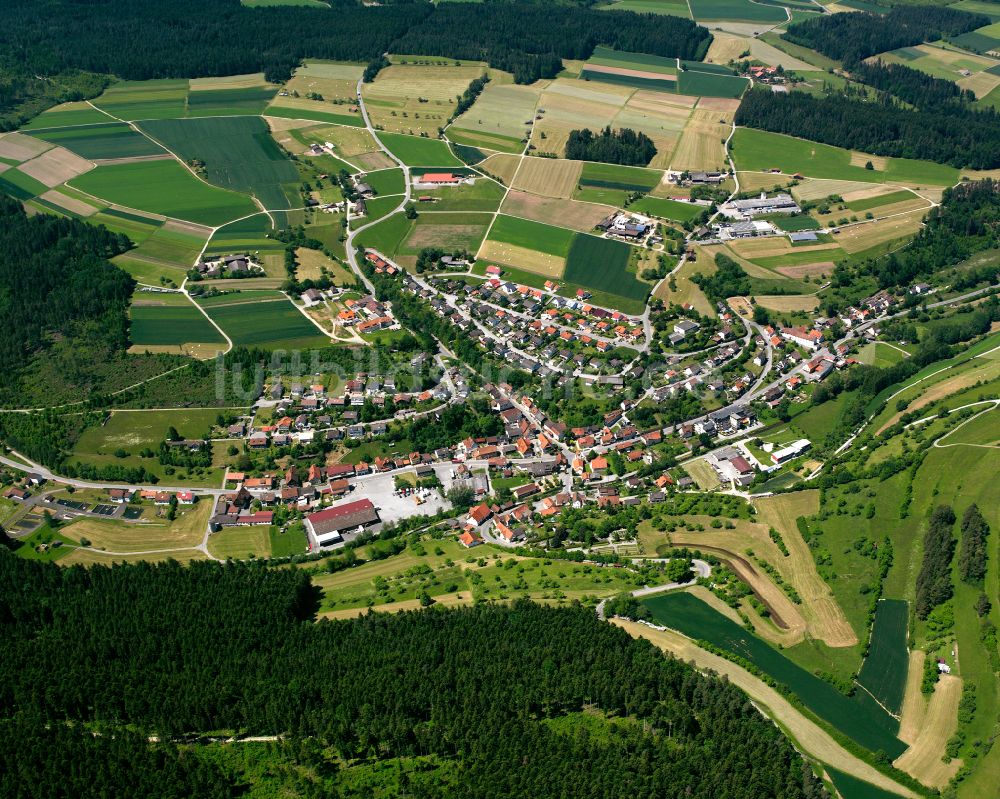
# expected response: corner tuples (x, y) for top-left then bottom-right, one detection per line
(354, 151), (396, 171)
(727, 296), (754, 317)
(500, 190), (614, 232)
(0, 132), (53, 163)
(894, 674), (963, 788)
(407, 223), (486, 249)
(584, 63), (677, 85)
(696, 97), (742, 113)
(18, 147), (93, 187)
(611, 619), (919, 799)
(267, 116), (319, 134)
(737, 171), (794, 193)
(163, 218), (213, 238)
(776, 262), (833, 278)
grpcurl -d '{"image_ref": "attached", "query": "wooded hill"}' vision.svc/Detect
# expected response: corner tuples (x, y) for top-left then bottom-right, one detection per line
(0, 0), (710, 126)
(0, 552), (830, 799)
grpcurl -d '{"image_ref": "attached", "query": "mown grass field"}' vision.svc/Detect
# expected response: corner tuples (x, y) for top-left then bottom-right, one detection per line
(487, 214), (575, 256)
(377, 133), (462, 168)
(61, 501), (212, 552)
(630, 195), (704, 222)
(412, 177), (505, 211)
(197, 293), (330, 349)
(207, 525), (274, 559)
(140, 116), (298, 210)
(449, 82), (539, 152)
(71, 159), (257, 226)
(364, 167), (406, 196)
(732, 128), (960, 186)
(856, 599), (909, 716)
(578, 161), (662, 193)
(642, 592), (906, 758)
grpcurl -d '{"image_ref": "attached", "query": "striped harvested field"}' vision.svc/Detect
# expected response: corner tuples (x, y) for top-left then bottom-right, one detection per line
(753, 294), (821, 312)
(837, 209), (927, 253)
(501, 190), (615, 232)
(510, 157), (581, 198)
(479, 153), (522, 185)
(893, 675), (963, 788)
(479, 240), (566, 277)
(18, 146), (93, 187)
(670, 107), (730, 171)
(792, 178), (885, 202)
(776, 262), (834, 278)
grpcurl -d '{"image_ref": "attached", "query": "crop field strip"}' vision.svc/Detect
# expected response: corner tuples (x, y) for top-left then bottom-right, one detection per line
(642, 592), (907, 758)
(130, 297), (226, 347)
(197, 293), (331, 349)
(376, 132), (463, 168)
(856, 600), (909, 716)
(27, 123), (167, 160)
(563, 234), (648, 302)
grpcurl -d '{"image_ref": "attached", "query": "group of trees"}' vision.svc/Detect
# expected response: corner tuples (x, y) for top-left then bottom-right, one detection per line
(692, 253), (750, 303)
(915, 505), (957, 619)
(781, 6), (988, 66)
(959, 504), (990, 584)
(565, 126), (656, 166)
(851, 60), (976, 112)
(735, 88), (1000, 169)
(0, 553), (830, 799)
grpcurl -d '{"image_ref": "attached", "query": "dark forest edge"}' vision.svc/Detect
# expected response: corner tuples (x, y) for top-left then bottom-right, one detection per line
(0, 552), (830, 799)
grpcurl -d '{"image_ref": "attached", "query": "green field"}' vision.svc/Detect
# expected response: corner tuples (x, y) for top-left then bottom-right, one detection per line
(770, 214), (821, 232)
(130, 302), (226, 346)
(356, 211), (414, 257)
(21, 104), (117, 130)
(411, 177), (505, 211)
(677, 69), (749, 99)
(488, 214), (575, 256)
(28, 123), (166, 160)
(197, 293), (330, 349)
(564, 234), (648, 302)
(71, 160), (257, 225)
(630, 196), (704, 222)
(642, 592), (906, 758)
(732, 128), (960, 185)
(139, 116), (298, 211)
(269, 524), (308, 557)
(596, 0), (691, 17)
(827, 769), (906, 799)
(579, 161), (662, 192)
(950, 23), (1000, 56)
(264, 106), (366, 127)
(587, 46), (680, 74)
(0, 169), (49, 200)
(93, 79), (190, 121)
(364, 168), (406, 196)
(377, 133), (463, 168)
(952, 1), (1000, 23)
(845, 190), (916, 213)
(186, 86), (277, 117)
(579, 69), (678, 92)
(689, 0), (786, 22)
(856, 599), (909, 716)
(204, 213), (283, 257)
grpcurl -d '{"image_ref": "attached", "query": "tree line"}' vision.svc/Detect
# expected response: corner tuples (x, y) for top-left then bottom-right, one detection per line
(915, 505), (956, 619)
(781, 6), (988, 66)
(735, 87), (1000, 169)
(565, 126), (657, 166)
(0, 553), (829, 799)
(851, 60), (976, 112)
(0, 0), (710, 126)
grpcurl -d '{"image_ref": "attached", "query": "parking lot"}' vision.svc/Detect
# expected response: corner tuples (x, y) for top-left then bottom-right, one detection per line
(347, 465), (456, 525)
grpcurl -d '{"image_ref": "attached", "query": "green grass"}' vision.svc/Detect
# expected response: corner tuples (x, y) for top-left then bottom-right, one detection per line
(564, 234), (648, 303)
(579, 161), (661, 192)
(629, 196), (704, 222)
(856, 600), (909, 716)
(0, 169), (49, 200)
(732, 128), (960, 185)
(30, 122), (165, 160)
(588, 46), (680, 75)
(130, 303), (225, 346)
(71, 160), (257, 225)
(770, 214), (821, 232)
(950, 27), (1000, 56)
(689, 0), (786, 22)
(13, 525), (76, 562)
(488, 214), (575, 256)
(139, 116), (298, 211)
(827, 768), (907, 799)
(845, 190), (916, 213)
(204, 212), (280, 256)
(363, 168), (406, 196)
(579, 69), (677, 92)
(447, 128), (524, 154)
(412, 177), (505, 211)
(197, 294), (330, 349)
(355, 211), (414, 257)
(596, 0), (691, 17)
(377, 133), (462, 168)
(677, 69), (749, 99)
(21, 105), (117, 130)
(92, 80), (190, 121)
(642, 592), (906, 757)
(243, 0), (330, 6)
(186, 86), (277, 117)
(952, 1), (1000, 24)
(269, 524), (308, 557)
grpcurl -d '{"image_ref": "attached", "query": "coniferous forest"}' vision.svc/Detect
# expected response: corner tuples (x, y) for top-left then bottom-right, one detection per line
(565, 127), (657, 166)
(0, 553), (829, 799)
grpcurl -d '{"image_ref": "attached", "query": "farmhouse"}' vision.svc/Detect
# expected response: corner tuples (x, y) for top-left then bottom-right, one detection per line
(305, 498), (381, 547)
(724, 192), (800, 219)
(419, 172), (462, 185)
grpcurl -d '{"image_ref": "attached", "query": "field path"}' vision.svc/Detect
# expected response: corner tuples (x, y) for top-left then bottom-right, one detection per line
(611, 619), (919, 798)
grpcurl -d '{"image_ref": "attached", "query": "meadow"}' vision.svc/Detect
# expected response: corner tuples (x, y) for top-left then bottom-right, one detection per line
(629, 195), (704, 222)
(642, 592), (906, 758)
(364, 168), (406, 196)
(92, 79), (190, 121)
(449, 83), (539, 153)
(411, 177), (505, 211)
(21, 102), (117, 130)
(130, 297), (225, 348)
(689, 0), (786, 22)
(207, 525), (275, 560)
(731, 128), (960, 186)
(71, 159), (257, 226)
(677, 68), (749, 99)
(487, 214), (575, 257)
(139, 116), (299, 210)
(578, 161), (662, 193)
(377, 132), (462, 168)
(197, 293), (331, 349)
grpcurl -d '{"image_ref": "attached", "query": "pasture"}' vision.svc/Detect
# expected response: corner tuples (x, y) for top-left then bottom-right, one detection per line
(677, 68), (749, 99)
(732, 128), (960, 186)
(857, 600), (909, 716)
(364, 168), (406, 196)
(70, 160), (257, 226)
(139, 116), (299, 210)
(28, 123), (166, 160)
(377, 132), (462, 167)
(642, 592), (906, 758)
(197, 292), (331, 349)
(411, 177), (505, 211)
(564, 234), (648, 305)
